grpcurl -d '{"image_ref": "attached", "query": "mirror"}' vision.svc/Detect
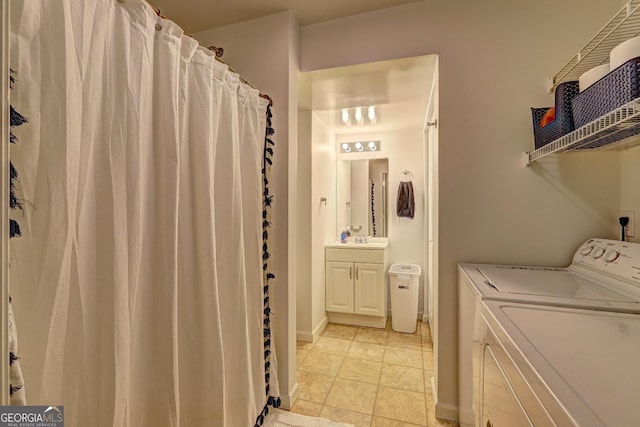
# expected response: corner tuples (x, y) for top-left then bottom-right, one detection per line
(336, 158), (388, 238)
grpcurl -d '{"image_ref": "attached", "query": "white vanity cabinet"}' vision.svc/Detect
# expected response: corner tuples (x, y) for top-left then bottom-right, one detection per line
(325, 242), (388, 328)
(325, 261), (385, 315)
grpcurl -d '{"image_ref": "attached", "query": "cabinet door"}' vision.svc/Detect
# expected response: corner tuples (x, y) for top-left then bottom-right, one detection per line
(326, 261), (354, 313)
(354, 263), (385, 316)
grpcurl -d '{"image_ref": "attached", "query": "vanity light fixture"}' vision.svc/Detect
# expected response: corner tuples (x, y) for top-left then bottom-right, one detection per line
(338, 106), (379, 126)
(354, 107), (363, 124)
(339, 140), (381, 153)
(368, 106), (376, 123)
(341, 108), (350, 124)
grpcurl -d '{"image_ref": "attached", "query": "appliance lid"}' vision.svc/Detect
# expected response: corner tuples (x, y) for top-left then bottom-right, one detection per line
(476, 265), (638, 303)
(483, 301), (640, 426)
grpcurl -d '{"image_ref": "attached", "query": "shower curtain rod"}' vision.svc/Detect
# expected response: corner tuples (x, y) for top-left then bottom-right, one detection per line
(141, 0), (274, 106)
(206, 45), (274, 107)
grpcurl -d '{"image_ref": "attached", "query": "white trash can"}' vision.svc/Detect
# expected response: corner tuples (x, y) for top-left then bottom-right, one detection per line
(388, 263), (421, 333)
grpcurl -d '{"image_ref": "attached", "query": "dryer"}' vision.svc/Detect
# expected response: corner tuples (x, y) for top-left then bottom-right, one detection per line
(478, 300), (640, 426)
(457, 238), (640, 426)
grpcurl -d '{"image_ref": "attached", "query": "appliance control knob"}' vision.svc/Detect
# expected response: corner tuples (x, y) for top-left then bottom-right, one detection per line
(580, 246), (594, 256)
(604, 250), (620, 263)
(592, 247), (606, 259)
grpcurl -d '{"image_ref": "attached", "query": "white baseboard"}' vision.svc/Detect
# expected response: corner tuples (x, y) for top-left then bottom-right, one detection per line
(280, 381), (299, 410)
(296, 316), (328, 343)
(328, 312), (386, 328)
(296, 330), (313, 342)
(312, 316), (328, 340)
(458, 409), (475, 427)
(296, 331), (313, 342)
(422, 313), (429, 323)
(430, 377), (459, 423)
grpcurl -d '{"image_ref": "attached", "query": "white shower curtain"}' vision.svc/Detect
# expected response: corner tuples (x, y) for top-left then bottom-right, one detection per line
(8, 0), (279, 425)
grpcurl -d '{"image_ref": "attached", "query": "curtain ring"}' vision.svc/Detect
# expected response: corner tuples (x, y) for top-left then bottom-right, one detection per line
(208, 46), (224, 59)
(155, 8), (162, 31)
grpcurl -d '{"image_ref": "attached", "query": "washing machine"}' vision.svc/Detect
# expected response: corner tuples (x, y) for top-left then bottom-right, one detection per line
(478, 300), (640, 426)
(457, 238), (640, 426)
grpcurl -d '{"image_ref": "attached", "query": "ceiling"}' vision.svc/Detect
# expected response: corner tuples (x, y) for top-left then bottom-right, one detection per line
(148, 0), (436, 134)
(151, 0), (423, 34)
(299, 55), (437, 134)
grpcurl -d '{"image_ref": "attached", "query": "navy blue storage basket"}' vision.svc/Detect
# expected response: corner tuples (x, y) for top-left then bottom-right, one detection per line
(531, 81), (580, 149)
(571, 57), (640, 129)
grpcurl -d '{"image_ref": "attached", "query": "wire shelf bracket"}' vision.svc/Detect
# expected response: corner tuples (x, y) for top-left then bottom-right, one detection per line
(550, 0), (640, 93)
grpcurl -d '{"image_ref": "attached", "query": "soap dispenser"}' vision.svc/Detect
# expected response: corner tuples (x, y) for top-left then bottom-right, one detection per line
(340, 227), (348, 243)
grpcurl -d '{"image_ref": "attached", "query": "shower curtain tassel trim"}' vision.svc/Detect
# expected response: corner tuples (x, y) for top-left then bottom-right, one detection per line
(10, 106), (28, 127)
(9, 352), (19, 366)
(10, 219), (21, 238)
(256, 102), (279, 427)
(8, 68), (27, 405)
(9, 384), (22, 397)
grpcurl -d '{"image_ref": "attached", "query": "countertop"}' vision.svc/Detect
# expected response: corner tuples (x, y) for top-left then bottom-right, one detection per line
(326, 240), (389, 249)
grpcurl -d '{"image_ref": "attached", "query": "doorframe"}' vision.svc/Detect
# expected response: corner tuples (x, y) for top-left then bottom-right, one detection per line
(422, 55), (440, 411)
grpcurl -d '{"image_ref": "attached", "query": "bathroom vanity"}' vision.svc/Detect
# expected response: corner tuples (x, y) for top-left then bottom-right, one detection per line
(325, 241), (388, 328)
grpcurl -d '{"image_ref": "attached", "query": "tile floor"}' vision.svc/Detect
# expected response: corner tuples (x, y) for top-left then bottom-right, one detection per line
(289, 321), (459, 427)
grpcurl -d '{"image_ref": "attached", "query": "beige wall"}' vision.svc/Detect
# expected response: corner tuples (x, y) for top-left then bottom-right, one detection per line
(302, 0), (621, 419)
(296, 110), (313, 339)
(621, 145), (640, 244)
(296, 110), (335, 342)
(310, 115), (335, 336)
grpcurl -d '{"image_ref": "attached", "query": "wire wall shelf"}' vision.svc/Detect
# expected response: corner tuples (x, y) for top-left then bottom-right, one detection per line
(550, 0), (640, 92)
(524, 97), (640, 165)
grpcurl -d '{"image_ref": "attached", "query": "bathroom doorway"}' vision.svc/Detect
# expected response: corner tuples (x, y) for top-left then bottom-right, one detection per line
(296, 54), (439, 347)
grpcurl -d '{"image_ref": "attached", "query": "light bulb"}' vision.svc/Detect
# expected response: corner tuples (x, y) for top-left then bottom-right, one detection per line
(368, 141), (377, 151)
(355, 142), (363, 152)
(341, 108), (349, 124)
(341, 143), (351, 152)
(354, 107), (363, 123)
(368, 106), (376, 122)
